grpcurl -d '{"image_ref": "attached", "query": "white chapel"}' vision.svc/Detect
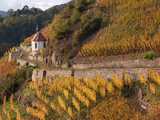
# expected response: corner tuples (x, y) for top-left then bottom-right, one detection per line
(31, 28), (47, 56)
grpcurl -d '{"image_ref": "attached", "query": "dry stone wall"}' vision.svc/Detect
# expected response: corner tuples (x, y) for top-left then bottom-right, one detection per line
(32, 58), (160, 81)
(72, 58), (160, 69)
(32, 68), (160, 81)
(32, 69), (72, 80)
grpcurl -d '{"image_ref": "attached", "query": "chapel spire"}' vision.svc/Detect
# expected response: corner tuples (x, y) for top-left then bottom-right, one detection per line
(36, 24), (39, 32)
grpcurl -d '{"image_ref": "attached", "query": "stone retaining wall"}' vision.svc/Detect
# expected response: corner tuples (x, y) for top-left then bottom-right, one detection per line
(32, 69), (72, 80)
(32, 68), (160, 81)
(32, 57), (160, 81)
(72, 58), (160, 69)
(17, 59), (36, 67)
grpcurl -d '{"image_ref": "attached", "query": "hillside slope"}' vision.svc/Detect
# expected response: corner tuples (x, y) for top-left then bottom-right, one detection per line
(23, 0), (160, 62)
(79, 0), (160, 57)
(50, 0), (160, 60)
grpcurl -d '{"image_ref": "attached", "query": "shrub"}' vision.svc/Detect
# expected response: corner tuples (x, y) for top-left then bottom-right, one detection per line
(121, 81), (141, 97)
(70, 9), (81, 24)
(74, 0), (96, 12)
(0, 66), (33, 101)
(72, 30), (81, 46)
(74, 0), (88, 12)
(72, 16), (102, 47)
(80, 13), (93, 26)
(144, 51), (157, 60)
(80, 17), (102, 40)
(51, 15), (70, 39)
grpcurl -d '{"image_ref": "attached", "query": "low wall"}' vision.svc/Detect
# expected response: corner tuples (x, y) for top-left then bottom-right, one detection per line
(32, 69), (72, 81)
(32, 68), (160, 81)
(17, 59), (36, 67)
(72, 58), (160, 69)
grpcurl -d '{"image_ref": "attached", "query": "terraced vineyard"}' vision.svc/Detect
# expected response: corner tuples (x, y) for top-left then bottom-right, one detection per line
(79, 33), (160, 57)
(1, 69), (160, 120)
(78, 0), (160, 57)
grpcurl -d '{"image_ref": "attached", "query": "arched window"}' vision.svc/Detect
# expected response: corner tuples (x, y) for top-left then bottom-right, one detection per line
(35, 43), (37, 49)
(44, 42), (46, 48)
(43, 70), (47, 79)
(26, 62), (29, 66)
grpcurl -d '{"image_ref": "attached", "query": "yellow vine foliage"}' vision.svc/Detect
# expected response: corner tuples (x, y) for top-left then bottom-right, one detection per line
(16, 109), (21, 120)
(112, 74), (124, 89)
(106, 82), (114, 93)
(124, 73), (132, 86)
(74, 88), (90, 108)
(0, 95), (23, 120)
(7, 112), (11, 120)
(26, 70), (160, 119)
(0, 58), (17, 78)
(26, 107), (45, 120)
(139, 75), (147, 85)
(84, 79), (98, 92)
(2, 96), (6, 114)
(0, 114), (2, 120)
(58, 96), (67, 111)
(63, 89), (69, 100)
(72, 97), (80, 112)
(149, 83), (156, 94)
(32, 101), (48, 114)
(79, 9), (160, 57)
(75, 80), (97, 102)
(97, 0), (110, 7)
(67, 107), (74, 118)
(10, 94), (14, 112)
(148, 70), (160, 85)
(99, 87), (106, 97)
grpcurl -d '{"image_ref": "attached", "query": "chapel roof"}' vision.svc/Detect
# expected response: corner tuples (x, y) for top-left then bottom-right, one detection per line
(32, 32), (47, 42)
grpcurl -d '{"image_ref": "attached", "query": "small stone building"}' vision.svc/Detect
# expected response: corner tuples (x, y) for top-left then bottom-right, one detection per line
(32, 31), (47, 56)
